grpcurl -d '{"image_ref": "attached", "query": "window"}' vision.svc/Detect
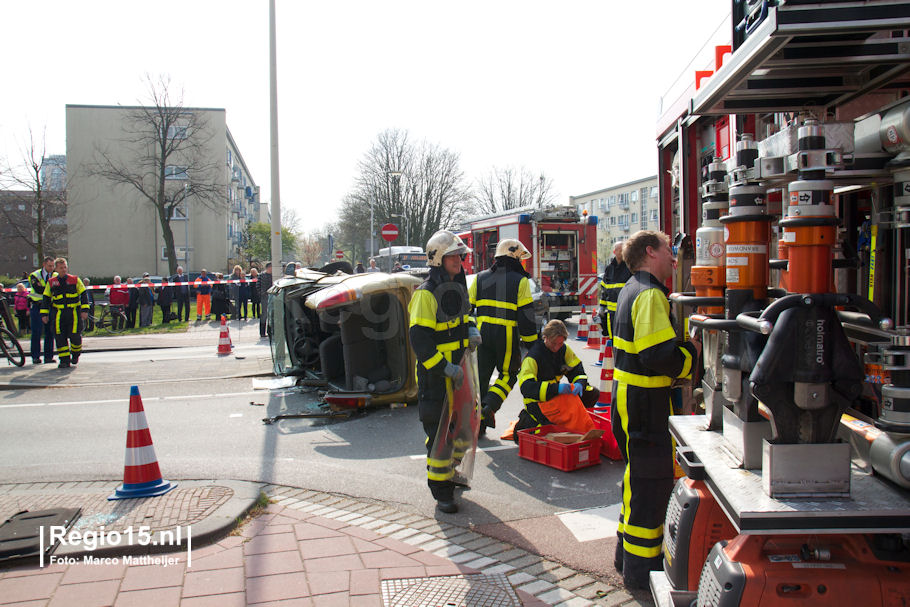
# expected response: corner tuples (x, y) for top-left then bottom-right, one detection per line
(630, 190), (638, 202)
(650, 209), (659, 222)
(650, 186), (658, 198)
(607, 195), (615, 208)
(631, 212), (638, 223)
(226, 148), (232, 167)
(167, 125), (188, 140)
(609, 216), (616, 226)
(165, 165), (188, 180)
(170, 201), (187, 220)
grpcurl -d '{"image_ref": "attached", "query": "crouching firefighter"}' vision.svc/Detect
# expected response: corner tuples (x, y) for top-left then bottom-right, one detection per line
(408, 230), (481, 514)
(513, 319), (600, 437)
(468, 239), (538, 434)
(41, 257), (89, 369)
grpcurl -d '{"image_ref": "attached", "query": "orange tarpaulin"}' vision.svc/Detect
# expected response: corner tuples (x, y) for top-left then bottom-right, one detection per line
(538, 393), (596, 435)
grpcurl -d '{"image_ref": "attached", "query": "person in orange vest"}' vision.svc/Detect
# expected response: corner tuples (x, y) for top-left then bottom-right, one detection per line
(40, 258), (89, 368)
(194, 269), (213, 321)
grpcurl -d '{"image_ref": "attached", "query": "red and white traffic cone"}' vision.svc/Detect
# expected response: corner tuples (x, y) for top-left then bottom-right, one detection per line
(217, 315), (233, 355)
(594, 340), (614, 415)
(576, 304), (588, 341)
(586, 310), (601, 349)
(594, 331), (607, 366)
(109, 386), (176, 500)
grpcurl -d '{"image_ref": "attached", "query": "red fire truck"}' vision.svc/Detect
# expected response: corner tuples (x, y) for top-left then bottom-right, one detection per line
(457, 205), (599, 318)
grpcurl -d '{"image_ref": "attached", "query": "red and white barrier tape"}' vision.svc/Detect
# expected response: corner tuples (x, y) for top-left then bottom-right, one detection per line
(1, 277), (259, 294)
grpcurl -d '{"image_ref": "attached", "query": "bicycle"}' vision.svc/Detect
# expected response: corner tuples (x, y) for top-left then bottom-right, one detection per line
(89, 303), (128, 334)
(0, 293), (25, 367)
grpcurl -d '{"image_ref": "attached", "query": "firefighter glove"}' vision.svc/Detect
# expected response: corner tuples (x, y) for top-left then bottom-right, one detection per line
(572, 383), (584, 396)
(468, 327), (482, 351)
(444, 361), (464, 389)
(558, 382), (574, 395)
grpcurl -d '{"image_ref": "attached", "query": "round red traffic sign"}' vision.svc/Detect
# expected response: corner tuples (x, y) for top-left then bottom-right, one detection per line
(335, 250), (344, 259)
(381, 223), (399, 242)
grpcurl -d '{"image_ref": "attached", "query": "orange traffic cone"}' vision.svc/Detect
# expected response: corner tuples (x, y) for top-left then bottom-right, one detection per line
(586, 310), (601, 349)
(109, 386), (176, 500)
(576, 304), (588, 341)
(217, 314), (233, 355)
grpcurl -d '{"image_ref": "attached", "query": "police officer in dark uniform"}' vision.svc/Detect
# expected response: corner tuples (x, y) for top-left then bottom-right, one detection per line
(599, 240), (632, 339)
(408, 230), (475, 514)
(28, 257), (56, 364)
(468, 239), (538, 434)
(610, 230), (700, 589)
(41, 258), (89, 368)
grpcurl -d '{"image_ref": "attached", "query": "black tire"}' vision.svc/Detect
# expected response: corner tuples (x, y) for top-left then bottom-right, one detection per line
(0, 327), (25, 367)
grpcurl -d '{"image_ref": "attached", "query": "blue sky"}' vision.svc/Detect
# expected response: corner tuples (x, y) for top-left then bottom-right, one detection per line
(0, 0), (731, 229)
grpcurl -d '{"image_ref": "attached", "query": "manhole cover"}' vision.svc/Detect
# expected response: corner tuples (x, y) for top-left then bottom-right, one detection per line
(381, 573), (521, 607)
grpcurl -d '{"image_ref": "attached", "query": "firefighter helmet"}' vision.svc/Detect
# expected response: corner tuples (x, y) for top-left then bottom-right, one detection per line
(425, 230), (470, 267)
(494, 238), (531, 260)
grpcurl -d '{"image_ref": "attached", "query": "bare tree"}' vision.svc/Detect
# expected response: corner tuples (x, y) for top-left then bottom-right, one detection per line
(0, 126), (67, 265)
(473, 166), (556, 214)
(88, 75), (225, 275)
(338, 129), (472, 257)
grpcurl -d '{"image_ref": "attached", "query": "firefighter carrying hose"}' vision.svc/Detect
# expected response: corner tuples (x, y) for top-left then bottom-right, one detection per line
(408, 230), (477, 514)
(468, 238), (538, 434)
(599, 240), (632, 339)
(41, 257), (89, 369)
(610, 230), (700, 589)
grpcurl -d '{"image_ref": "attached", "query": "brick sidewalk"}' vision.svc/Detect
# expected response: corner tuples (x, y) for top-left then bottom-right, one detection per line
(0, 483), (650, 607)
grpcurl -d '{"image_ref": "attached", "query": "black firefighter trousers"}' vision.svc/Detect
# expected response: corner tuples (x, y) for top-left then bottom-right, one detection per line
(476, 324), (521, 413)
(611, 381), (675, 589)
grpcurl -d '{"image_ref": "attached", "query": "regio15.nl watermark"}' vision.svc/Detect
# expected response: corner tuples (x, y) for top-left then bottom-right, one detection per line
(39, 525), (193, 567)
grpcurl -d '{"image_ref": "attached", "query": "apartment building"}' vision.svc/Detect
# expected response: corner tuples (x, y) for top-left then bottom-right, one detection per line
(0, 189), (67, 277)
(65, 104), (260, 278)
(570, 175), (659, 266)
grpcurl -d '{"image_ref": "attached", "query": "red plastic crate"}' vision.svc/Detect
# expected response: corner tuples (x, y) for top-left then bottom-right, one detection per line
(517, 425), (601, 471)
(589, 409), (622, 461)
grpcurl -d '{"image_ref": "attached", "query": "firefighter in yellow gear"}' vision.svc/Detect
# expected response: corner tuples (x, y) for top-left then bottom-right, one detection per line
(468, 239), (538, 434)
(408, 230), (475, 514)
(599, 240), (632, 339)
(41, 258), (89, 369)
(513, 319), (600, 437)
(610, 231), (700, 589)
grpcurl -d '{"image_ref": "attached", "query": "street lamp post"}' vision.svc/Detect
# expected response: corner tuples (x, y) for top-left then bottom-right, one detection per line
(369, 194), (375, 261)
(183, 183), (190, 271)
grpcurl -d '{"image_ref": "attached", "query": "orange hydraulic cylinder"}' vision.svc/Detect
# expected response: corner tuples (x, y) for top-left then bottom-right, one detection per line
(781, 224), (836, 294)
(724, 220), (770, 299)
(691, 266), (725, 315)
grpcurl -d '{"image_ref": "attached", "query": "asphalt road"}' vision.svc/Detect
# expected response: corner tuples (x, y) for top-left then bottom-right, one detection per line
(0, 330), (627, 581)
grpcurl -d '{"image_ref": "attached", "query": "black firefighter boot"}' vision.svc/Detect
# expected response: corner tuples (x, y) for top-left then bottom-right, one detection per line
(478, 404), (496, 435)
(57, 357), (71, 369)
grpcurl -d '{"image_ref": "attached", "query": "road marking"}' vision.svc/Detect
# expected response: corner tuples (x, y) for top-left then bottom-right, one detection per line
(0, 390), (263, 409)
(556, 503), (622, 542)
(408, 443), (517, 460)
(229, 413), (243, 418)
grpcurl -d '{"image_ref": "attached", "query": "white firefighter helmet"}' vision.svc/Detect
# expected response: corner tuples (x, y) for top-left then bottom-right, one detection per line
(494, 238), (531, 260)
(425, 230), (470, 267)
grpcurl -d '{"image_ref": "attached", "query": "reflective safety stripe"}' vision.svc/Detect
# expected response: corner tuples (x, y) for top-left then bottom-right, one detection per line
(614, 368), (672, 388)
(623, 539), (663, 559)
(521, 333), (537, 343)
(613, 326), (676, 354)
(603, 282), (626, 289)
(624, 522), (664, 540)
(489, 384), (507, 400)
(438, 339), (469, 352)
(565, 347), (582, 368)
(422, 351), (444, 369)
(412, 316), (437, 330)
(476, 298), (517, 311)
(680, 347), (692, 378)
(606, 301), (617, 312)
(538, 381), (549, 402)
(477, 316), (517, 327)
(427, 457), (452, 467)
(427, 469), (454, 481)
